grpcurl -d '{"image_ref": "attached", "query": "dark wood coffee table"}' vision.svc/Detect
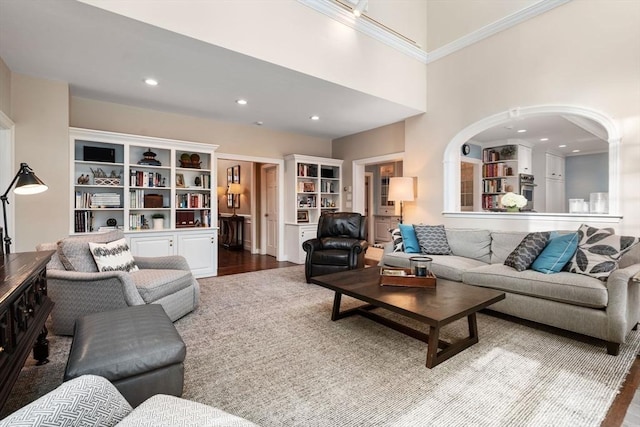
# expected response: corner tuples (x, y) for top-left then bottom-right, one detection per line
(310, 267), (505, 368)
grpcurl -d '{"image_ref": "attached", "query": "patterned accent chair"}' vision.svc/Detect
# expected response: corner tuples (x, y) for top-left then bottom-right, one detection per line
(37, 230), (200, 335)
(302, 212), (369, 283)
(0, 375), (258, 426)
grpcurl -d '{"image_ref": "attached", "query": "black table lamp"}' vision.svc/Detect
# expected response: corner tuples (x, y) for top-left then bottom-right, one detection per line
(1, 163), (48, 254)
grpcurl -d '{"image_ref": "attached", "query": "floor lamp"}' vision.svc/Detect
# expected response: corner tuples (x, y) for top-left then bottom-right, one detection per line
(1, 163), (48, 254)
(388, 176), (414, 224)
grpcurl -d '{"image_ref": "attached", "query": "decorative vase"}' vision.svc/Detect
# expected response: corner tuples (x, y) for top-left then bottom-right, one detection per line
(153, 218), (164, 230)
(506, 206), (519, 212)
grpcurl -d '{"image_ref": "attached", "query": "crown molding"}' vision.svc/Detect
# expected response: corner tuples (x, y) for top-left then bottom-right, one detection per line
(427, 0), (572, 64)
(299, 0), (571, 65)
(297, 0), (427, 62)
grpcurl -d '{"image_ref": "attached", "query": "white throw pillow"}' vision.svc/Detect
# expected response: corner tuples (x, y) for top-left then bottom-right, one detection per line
(88, 238), (139, 273)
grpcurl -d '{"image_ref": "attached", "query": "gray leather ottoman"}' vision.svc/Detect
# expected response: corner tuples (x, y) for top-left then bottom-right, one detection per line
(64, 304), (186, 407)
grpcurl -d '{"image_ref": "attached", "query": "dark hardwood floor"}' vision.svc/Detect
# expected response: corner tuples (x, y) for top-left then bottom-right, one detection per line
(215, 249), (638, 425)
(217, 247), (296, 276)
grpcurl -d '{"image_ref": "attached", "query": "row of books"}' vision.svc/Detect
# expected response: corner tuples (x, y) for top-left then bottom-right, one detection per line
(482, 163), (514, 178)
(176, 193), (210, 209)
(482, 178), (508, 193)
(75, 192), (122, 208)
(297, 163), (318, 177)
(74, 210), (94, 233)
(129, 214), (150, 230)
(482, 194), (504, 210)
(130, 170), (165, 188)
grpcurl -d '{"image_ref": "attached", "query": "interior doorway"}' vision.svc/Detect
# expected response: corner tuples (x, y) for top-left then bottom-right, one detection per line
(0, 111), (15, 248)
(262, 164), (278, 257)
(365, 172), (374, 244)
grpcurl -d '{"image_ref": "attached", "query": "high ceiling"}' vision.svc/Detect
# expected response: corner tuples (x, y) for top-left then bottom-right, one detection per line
(0, 0), (421, 140)
(471, 114), (608, 156)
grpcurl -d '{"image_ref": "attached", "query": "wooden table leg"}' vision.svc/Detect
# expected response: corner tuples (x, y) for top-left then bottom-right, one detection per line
(331, 292), (342, 321)
(426, 325), (440, 368)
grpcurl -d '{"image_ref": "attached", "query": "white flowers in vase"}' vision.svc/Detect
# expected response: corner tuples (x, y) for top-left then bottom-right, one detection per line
(501, 192), (527, 209)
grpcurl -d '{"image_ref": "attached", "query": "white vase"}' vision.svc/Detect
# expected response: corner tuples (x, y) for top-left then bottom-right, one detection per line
(153, 218), (164, 230)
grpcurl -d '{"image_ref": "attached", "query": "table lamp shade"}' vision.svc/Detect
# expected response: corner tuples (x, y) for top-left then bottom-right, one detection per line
(228, 183), (242, 195)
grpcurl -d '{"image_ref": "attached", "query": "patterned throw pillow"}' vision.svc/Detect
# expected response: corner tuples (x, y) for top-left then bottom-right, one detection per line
(504, 232), (551, 272)
(413, 224), (451, 255)
(389, 228), (404, 252)
(88, 238), (139, 273)
(567, 224), (639, 280)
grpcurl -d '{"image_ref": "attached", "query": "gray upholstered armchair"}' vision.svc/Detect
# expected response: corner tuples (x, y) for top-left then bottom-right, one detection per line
(302, 212), (369, 283)
(37, 230), (200, 335)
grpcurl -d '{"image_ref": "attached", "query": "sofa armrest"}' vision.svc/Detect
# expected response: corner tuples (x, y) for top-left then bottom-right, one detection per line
(605, 263), (640, 343)
(0, 375), (131, 427)
(134, 255), (190, 271)
(302, 238), (322, 253)
(46, 270), (145, 335)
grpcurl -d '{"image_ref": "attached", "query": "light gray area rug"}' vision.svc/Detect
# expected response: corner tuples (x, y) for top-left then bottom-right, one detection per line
(3, 265), (640, 426)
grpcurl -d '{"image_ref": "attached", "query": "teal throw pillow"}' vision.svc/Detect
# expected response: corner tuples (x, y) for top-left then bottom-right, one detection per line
(531, 232), (579, 274)
(399, 224), (420, 253)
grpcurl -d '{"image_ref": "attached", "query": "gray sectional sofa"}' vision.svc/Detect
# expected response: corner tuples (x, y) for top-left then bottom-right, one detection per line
(381, 228), (640, 355)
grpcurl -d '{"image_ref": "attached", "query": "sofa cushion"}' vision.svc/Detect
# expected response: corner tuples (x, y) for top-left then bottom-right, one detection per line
(131, 269), (195, 303)
(414, 224), (451, 255)
(89, 238), (139, 273)
(117, 394), (259, 427)
(567, 224), (639, 281)
(490, 231), (529, 264)
(504, 232), (551, 272)
(531, 232), (579, 274)
(399, 224), (420, 253)
(446, 229), (491, 263)
(57, 230), (125, 272)
(463, 264), (608, 309)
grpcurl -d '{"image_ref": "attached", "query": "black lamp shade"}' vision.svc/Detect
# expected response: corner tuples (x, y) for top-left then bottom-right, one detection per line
(14, 164), (48, 195)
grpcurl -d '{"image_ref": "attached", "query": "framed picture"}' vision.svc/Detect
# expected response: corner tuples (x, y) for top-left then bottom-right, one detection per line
(227, 165), (241, 208)
(303, 182), (315, 192)
(297, 210), (309, 223)
(175, 173), (185, 188)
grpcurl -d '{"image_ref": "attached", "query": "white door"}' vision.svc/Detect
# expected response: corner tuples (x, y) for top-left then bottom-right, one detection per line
(265, 166), (278, 257)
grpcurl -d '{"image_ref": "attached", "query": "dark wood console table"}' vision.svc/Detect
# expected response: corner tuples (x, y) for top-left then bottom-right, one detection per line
(219, 215), (244, 251)
(0, 251), (54, 409)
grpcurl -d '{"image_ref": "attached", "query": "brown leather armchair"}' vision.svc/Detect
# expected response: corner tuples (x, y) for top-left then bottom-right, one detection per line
(302, 212), (369, 283)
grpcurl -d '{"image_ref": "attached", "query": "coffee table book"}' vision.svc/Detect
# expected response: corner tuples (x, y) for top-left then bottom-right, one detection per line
(379, 267), (437, 288)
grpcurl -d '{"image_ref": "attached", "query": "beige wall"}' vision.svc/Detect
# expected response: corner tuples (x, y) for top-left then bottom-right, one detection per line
(405, 0), (640, 235)
(332, 121), (405, 203)
(70, 97), (331, 159)
(0, 56), (11, 115)
(426, 0), (538, 51)
(80, 0), (426, 112)
(11, 74), (69, 251)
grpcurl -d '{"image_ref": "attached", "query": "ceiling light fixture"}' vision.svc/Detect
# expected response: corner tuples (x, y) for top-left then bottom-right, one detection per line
(558, 144), (567, 148)
(352, 0), (368, 17)
(144, 78), (158, 86)
(254, 121), (263, 126)
(540, 138), (549, 141)
(572, 149), (580, 153)
(310, 115), (320, 121)
(517, 129), (527, 133)
(236, 99), (247, 105)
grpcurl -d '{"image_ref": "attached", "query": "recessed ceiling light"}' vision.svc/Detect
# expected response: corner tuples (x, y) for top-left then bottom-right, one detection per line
(310, 115), (320, 121)
(144, 78), (158, 86)
(540, 138), (549, 142)
(517, 129), (527, 133)
(254, 121), (263, 126)
(572, 149), (580, 153)
(558, 144), (567, 148)
(236, 99), (247, 105)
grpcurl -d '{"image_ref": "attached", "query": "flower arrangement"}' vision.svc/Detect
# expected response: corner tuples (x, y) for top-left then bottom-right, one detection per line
(501, 192), (527, 208)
